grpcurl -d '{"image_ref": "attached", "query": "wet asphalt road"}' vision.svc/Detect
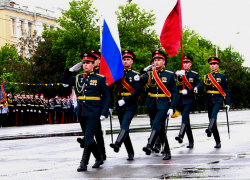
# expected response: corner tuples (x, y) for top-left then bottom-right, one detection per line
(0, 110), (250, 179)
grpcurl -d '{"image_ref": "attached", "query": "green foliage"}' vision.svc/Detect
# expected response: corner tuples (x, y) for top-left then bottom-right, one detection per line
(116, 2), (161, 72)
(53, 0), (100, 68)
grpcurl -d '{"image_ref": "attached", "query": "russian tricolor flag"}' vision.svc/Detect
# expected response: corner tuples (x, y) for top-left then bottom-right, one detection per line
(99, 14), (124, 86)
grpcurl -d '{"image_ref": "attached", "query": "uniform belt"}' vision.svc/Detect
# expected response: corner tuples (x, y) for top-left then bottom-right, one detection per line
(150, 94), (166, 97)
(17, 104), (21, 106)
(55, 105), (61, 107)
(207, 90), (220, 94)
(22, 104), (26, 106)
(35, 105), (39, 107)
(118, 92), (132, 96)
(8, 105), (14, 107)
(78, 96), (101, 100)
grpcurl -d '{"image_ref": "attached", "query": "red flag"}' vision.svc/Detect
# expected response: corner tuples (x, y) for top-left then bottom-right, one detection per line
(1, 74), (7, 103)
(160, 0), (182, 57)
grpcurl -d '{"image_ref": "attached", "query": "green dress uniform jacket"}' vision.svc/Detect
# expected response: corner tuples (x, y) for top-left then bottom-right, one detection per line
(141, 69), (177, 110)
(176, 70), (200, 106)
(197, 72), (230, 106)
(116, 69), (142, 111)
(60, 68), (110, 118)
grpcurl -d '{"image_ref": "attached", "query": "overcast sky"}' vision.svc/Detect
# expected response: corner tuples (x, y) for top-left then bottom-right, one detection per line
(13, 0), (250, 67)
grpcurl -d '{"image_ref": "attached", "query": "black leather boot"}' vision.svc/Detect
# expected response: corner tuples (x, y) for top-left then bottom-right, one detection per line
(127, 154), (134, 160)
(142, 130), (158, 155)
(175, 123), (187, 143)
(163, 150), (171, 160)
(92, 141), (104, 168)
(110, 129), (128, 153)
(152, 137), (161, 153)
(77, 144), (92, 171)
(186, 142), (194, 148)
(206, 118), (216, 137)
(186, 123), (194, 148)
(77, 137), (85, 148)
(214, 142), (221, 148)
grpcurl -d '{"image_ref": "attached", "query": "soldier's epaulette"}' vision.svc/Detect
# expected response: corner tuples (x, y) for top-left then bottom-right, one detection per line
(96, 73), (104, 77)
(132, 70), (139, 74)
(191, 70), (198, 74)
(165, 70), (174, 74)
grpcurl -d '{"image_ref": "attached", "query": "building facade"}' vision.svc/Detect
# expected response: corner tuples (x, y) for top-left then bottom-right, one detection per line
(0, 0), (56, 55)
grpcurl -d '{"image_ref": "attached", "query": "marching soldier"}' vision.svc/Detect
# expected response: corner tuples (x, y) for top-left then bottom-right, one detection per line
(110, 50), (142, 161)
(135, 50), (177, 160)
(195, 57), (230, 148)
(174, 55), (200, 148)
(60, 52), (110, 171)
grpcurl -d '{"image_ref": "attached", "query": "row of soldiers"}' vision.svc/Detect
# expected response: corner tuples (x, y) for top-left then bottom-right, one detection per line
(60, 49), (230, 172)
(0, 92), (78, 127)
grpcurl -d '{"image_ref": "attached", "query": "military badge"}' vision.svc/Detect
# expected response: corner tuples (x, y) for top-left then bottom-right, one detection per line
(129, 77), (132, 82)
(162, 77), (167, 82)
(216, 78), (221, 82)
(189, 78), (193, 82)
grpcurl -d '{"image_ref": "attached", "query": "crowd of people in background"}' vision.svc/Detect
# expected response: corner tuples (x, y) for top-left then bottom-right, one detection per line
(0, 92), (78, 127)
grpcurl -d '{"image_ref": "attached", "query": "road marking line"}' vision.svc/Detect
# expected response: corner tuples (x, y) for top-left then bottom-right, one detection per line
(121, 163), (250, 166)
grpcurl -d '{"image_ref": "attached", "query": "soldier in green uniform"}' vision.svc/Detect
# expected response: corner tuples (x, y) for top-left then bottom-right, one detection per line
(60, 52), (110, 171)
(174, 55), (200, 148)
(195, 57), (230, 148)
(135, 50), (177, 160)
(110, 50), (142, 161)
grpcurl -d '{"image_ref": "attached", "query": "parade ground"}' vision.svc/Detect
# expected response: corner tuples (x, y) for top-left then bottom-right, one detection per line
(1, 110), (250, 179)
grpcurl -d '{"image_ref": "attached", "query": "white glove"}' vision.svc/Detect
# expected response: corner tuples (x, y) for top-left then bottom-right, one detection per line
(225, 105), (230, 112)
(182, 89), (187, 95)
(69, 62), (83, 72)
(118, 99), (125, 106)
(167, 109), (173, 118)
(143, 64), (154, 71)
(134, 74), (140, 81)
(109, 108), (113, 116)
(176, 70), (185, 76)
(62, 84), (69, 87)
(100, 115), (105, 121)
(194, 87), (198, 94)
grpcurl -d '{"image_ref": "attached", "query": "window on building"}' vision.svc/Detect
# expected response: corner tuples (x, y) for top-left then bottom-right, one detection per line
(28, 22), (32, 37)
(11, 19), (15, 36)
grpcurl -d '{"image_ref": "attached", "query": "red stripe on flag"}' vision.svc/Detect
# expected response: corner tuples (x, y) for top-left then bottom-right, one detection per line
(100, 55), (114, 86)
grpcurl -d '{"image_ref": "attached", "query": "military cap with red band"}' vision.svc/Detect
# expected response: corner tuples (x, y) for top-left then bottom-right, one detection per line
(152, 50), (167, 60)
(122, 50), (135, 60)
(80, 52), (97, 62)
(88, 50), (101, 59)
(183, 55), (193, 62)
(208, 57), (220, 64)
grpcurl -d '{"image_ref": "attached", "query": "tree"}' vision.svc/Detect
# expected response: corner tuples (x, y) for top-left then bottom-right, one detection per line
(116, 2), (161, 71)
(52, 0), (100, 68)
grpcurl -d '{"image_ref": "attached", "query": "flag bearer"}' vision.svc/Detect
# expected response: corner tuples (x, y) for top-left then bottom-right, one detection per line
(135, 50), (177, 160)
(109, 50), (142, 161)
(175, 55), (200, 148)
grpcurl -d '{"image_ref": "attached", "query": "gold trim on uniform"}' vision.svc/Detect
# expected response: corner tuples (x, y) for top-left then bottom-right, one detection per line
(78, 96), (101, 100)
